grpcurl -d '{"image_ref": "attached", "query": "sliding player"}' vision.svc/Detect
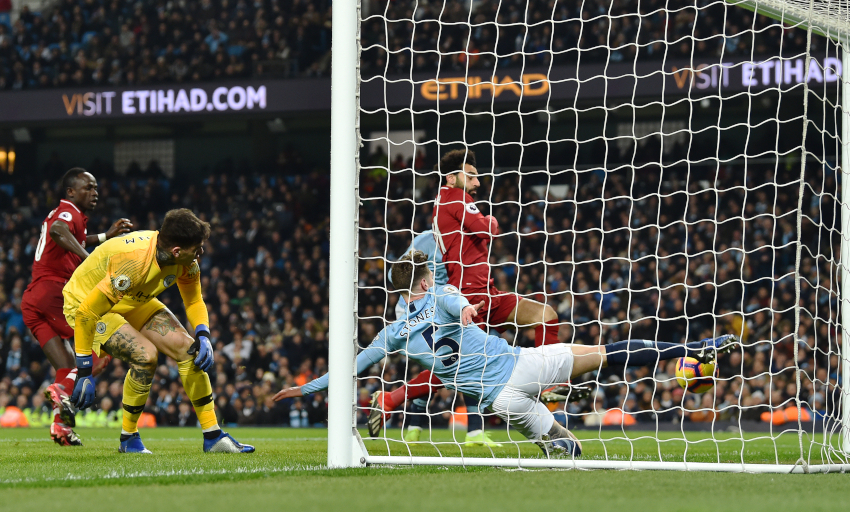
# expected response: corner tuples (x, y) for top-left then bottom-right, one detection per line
(372, 149), (563, 435)
(383, 229), (501, 447)
(63, 208), (254, 454)
(275, 251), (737, 456)
(21, 168), (132, 446)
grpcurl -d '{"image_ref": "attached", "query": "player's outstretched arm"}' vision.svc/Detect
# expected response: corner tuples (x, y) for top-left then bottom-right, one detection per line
(273, 333), (389, 400)
(85, 218), (132, 246)
(49, 220), (89, 260)
(71, 288), (115, 409)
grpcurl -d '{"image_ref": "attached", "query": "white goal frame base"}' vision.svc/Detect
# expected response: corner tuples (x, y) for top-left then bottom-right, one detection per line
(349, 432), (849, 473)
(362, 456), (850, 474)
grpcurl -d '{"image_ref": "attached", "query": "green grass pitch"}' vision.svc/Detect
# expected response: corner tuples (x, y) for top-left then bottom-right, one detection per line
(1, 427), (848, 512)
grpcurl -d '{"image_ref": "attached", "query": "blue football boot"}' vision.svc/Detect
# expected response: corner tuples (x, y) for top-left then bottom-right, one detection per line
(694, 334), (738, 364)
(203, 431), (255, 453)
(119, 432), (152, 454)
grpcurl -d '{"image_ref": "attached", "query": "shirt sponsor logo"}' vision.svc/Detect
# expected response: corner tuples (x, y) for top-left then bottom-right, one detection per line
(112, 274), (132, 292)
(163, 275), (176, 288)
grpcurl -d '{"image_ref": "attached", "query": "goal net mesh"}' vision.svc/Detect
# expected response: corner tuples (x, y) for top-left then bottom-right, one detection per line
(352, 0), (850, 469)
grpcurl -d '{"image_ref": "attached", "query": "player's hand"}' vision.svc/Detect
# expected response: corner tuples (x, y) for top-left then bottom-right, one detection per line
(188, 324), (213, 372)
(273, 386), (304, 401)
(485, 215), (500, 235)
(71, 355), (96, 409)
(105, 218), (133, 239)
(461, 301), (485, 326)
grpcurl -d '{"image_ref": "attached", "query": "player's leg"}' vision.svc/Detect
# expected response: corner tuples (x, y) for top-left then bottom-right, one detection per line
(506, 296), (559, 346)
(22, 287), (82, 446)
(569, 335), (739, 378)
(130, 303), (254, 453)
(369, 370), (444, 437)
(463, 393), (502, 447)
(98, 321), (158, 454)
(402, 398), (427, 442)
(489, 384), (581, 458)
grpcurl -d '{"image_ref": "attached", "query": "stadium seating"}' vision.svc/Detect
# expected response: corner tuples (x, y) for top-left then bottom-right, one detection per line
(0, 0), (816, 90)
(1, 144), (834, 427)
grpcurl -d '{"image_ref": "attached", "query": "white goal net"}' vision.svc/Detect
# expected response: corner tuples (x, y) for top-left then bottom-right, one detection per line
(327, 0), (850, 472)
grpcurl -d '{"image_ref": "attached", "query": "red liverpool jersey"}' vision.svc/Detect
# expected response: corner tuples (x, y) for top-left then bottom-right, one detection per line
(30, 199), (88, 285)
(432, 186), (500, 292)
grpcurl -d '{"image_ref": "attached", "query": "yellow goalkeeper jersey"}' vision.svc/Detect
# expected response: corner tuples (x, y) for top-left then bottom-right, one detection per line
(63, 230), (209, 356)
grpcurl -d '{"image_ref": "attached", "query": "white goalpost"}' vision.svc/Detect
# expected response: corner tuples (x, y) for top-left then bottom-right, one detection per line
(328, 0), (850, 472)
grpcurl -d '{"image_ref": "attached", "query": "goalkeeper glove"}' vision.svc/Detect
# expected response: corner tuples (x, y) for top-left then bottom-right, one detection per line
(71, 355), (96, 409)
(188, 324), (214, 372)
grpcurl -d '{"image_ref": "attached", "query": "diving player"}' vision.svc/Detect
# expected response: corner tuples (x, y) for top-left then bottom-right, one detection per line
(63, 208), (254, 453)
(21, 167), (132, 446)
(274, 250), (737, 456)
(383, 229), (501, 447)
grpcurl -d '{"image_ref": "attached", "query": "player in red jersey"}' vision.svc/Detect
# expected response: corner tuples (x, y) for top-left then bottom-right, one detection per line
(370, 150), (566, 436)
(20, 168), (132, 446)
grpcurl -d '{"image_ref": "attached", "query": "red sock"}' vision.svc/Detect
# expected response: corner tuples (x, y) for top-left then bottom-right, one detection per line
(53, 368), (77, 424)
(385, 371), (443, 410)
(55, 368), (76, 393)
(535, 319), (560, 347)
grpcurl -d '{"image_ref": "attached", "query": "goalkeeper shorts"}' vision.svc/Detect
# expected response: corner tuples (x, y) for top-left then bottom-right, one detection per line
(64, 299), (166, 357)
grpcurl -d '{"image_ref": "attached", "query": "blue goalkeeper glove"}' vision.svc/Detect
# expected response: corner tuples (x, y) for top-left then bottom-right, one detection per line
(188, 324), (213, 372)
(71, 355), (96, 409)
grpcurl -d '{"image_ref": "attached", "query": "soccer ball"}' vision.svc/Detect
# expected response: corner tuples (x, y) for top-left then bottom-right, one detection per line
(675, 357), (715, 394)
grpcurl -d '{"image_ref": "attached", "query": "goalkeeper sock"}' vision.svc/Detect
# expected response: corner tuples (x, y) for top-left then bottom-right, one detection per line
(121, 370), (152, 434)
(604, 339), (707, 367)
(387, 371), (443, 410)
(535, 319), (560, 346)
(177, 359), (218, 431)
(464, 395), (484, 433)
(407, 398), (427, 429)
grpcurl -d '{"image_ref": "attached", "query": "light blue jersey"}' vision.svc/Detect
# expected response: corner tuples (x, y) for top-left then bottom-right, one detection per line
(302, 285), (520, 408)
(388, 230), (448, 287)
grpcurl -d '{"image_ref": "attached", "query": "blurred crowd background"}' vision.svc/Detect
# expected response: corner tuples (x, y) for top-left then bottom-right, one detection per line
(0, 0), (843, 434)
(1, 0), (829, 90)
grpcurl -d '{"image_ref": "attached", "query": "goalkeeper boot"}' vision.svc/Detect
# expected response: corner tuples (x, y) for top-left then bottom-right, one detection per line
(49, 423), (82, 447)
(404, 426), (422, 442)
(541, 384), (592, 404)
(44, 383), (76, 427)
(119, 432), (152, 454)
(464, 430), (503, 448)
(203, 431), (256, 453)
(693, 334), (738, 364)
(368, 391), (392, 437)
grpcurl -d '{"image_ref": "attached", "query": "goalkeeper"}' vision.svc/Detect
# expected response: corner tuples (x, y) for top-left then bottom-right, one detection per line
(63, 208), (254, 454)
(275, 251), (737, 456)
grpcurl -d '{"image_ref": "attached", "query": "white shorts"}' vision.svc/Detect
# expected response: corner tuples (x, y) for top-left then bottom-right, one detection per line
(489, 344), (575, 441)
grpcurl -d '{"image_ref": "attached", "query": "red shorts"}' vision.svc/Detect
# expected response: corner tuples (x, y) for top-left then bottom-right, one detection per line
(465, 286), (521, 333)
(21, 279), (74, 347)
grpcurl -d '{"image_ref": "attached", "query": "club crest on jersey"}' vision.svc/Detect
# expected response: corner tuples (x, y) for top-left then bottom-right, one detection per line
(163, 275), (176, 288)
(58, 211), (73, 222)
(465, 202), (479, 214)
(95, 322), (107, 334)
(112, 274), (132, 291)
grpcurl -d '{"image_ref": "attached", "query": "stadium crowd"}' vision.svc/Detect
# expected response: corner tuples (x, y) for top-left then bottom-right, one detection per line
(0, 0), (826, 90)
(0, 139), (843, 432)
(358, 140), (843, 430)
